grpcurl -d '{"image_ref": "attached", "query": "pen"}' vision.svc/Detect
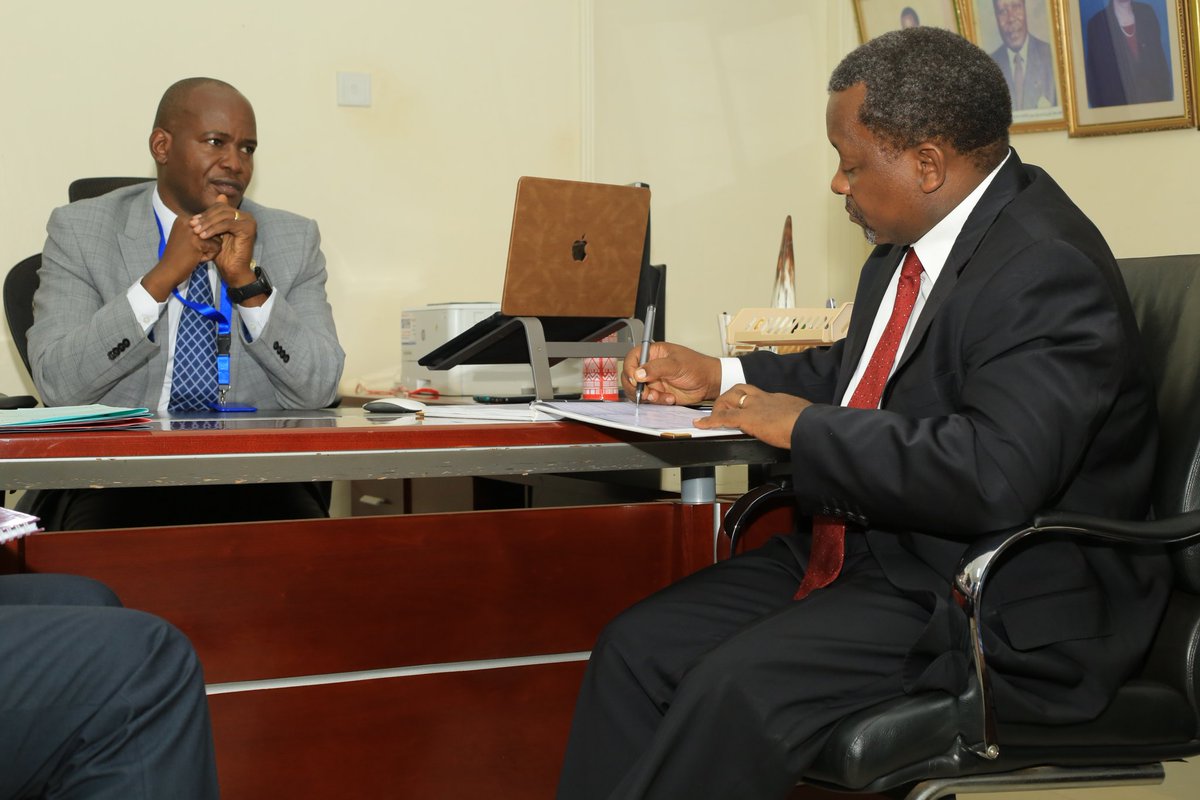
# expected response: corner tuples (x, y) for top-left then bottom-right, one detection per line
(635, 304), (656, 407)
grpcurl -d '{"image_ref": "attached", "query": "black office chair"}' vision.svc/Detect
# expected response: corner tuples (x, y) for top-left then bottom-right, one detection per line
(5, 178), (154, 384)
(724, 254), (1200, 799)
(4, 254), (41, 381)
(67, 176), (153, 203)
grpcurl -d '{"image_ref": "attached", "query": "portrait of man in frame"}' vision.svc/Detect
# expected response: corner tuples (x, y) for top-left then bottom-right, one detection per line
(854, 0), (964, 42)
(967, 0), (1067, 131)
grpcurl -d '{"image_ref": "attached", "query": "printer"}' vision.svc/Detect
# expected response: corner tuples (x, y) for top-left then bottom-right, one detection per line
(400, 302), (582, 399)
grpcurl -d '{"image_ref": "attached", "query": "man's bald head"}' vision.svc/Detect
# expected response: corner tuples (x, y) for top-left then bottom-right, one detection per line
(153, 78), (245, 130)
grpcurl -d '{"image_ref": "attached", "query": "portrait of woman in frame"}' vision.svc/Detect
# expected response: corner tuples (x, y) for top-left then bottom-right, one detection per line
(1055, 0), (1195, 135)
(960, 0), (1069, 132)
(853, 0), (965, 42)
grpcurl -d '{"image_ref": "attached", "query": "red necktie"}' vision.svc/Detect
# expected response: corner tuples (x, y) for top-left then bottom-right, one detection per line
(794, 248), (924, 600)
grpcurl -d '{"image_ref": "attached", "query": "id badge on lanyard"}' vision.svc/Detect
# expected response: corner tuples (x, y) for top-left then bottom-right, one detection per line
(155, 213), (256, 412)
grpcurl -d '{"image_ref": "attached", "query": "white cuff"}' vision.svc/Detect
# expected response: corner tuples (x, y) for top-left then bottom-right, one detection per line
(127, 280), (166, 334)
(719, 356), (746, 396)
(235, 290), (277, 342)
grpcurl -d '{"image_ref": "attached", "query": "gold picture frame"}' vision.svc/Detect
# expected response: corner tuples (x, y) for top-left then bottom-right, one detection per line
(958, 0), (1070, 133)
(1054, 0), (1196, 136)
(853, 0), (966, 43)
(1191, 0), (1200, 129)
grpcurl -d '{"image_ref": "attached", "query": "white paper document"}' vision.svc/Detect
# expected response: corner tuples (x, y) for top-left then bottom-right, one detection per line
(532, 401), (741, 438)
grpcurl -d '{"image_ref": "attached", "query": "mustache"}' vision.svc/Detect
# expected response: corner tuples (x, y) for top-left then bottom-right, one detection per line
(845, 198), (865, 224)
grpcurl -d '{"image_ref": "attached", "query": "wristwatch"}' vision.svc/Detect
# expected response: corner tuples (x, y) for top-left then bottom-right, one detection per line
(226, 260), (272, 304)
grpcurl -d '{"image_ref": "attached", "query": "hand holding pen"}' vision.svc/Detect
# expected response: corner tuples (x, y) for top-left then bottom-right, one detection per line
(623, 332), (722, 408)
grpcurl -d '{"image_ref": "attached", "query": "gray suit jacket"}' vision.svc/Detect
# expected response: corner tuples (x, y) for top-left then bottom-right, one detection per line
(992, 34), (1058, 110)
(29, 183), (344, 410)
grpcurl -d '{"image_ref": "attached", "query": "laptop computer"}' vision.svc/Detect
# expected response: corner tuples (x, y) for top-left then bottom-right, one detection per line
(419, 177), (651, 371)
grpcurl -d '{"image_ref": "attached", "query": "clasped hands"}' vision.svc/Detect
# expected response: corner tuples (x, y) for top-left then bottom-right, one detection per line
(620, 341), (810, 449)
(142, 194), (258, 303)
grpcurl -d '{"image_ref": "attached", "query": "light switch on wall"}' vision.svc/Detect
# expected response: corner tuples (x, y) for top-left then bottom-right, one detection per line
(336, 72), (371, 107)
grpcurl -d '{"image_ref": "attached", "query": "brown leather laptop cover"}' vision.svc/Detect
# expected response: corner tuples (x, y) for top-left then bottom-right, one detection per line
(500, 177), (650, 318)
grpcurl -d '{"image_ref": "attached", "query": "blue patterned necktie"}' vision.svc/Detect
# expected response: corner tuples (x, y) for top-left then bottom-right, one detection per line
(169, 263), (219, 412)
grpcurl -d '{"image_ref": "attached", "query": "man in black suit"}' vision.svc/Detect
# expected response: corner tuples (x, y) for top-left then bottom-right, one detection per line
(556, 26), (1170, 800)
(0, 574), (218, 798)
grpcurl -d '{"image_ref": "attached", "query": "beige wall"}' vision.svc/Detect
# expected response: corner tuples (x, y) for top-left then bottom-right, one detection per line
(590, 0), (867, 353)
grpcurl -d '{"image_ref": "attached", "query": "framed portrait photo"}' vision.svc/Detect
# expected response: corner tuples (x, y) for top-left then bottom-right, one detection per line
(1054, 0), (1196, 136)
(853, 0), (965, 43)
(960, 0), (1069, 132)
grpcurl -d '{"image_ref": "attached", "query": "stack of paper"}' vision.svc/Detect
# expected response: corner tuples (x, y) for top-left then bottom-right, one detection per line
(532, 400), (740, 438)
(0, 507), (40, 543)
(0, 405), (152, 433)
(419, 403), (558, 423)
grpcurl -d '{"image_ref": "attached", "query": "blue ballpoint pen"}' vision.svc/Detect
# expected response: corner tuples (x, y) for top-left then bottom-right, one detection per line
(634, 304), (656, 407)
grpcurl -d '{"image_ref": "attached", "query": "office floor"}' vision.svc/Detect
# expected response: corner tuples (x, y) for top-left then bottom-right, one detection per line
(979, 759), (1197, 799)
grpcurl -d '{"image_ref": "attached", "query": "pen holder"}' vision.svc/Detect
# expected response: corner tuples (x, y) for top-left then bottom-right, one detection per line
(582, 333), (620, 400)
(724, 304), (854, 355)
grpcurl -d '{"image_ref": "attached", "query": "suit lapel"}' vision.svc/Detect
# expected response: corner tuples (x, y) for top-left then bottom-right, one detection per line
(890, 152), (1028, 376)
(119, 186), (161, 288)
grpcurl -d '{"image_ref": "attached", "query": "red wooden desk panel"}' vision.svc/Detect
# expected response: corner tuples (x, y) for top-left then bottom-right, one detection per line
(20, 504), (715, 683)
(209, 660), (585, 800)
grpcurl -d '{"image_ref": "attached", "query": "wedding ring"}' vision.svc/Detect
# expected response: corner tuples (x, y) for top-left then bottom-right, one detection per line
(738, 393), (747, 408)
(233, 211), (240, 221)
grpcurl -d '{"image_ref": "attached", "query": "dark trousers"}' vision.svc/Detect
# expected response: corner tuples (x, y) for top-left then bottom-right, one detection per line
(23, 482), (329, 530)
(557, 533), (934, 800)
(0, 574), (219, 799)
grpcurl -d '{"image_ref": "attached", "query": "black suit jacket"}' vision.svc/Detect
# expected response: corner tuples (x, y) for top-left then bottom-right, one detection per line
(740, 152), (1170, 723)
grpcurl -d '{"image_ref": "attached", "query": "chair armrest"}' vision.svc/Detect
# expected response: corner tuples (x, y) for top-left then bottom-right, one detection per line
(953, 508), (1200, 761)
(723, 479), (793, 555)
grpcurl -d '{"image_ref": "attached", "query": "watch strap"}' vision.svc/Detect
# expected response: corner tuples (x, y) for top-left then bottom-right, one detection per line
(227, 262), (272, 304)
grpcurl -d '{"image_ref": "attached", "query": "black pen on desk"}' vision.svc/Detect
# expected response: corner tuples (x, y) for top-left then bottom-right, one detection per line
(635, 304), (657, 408)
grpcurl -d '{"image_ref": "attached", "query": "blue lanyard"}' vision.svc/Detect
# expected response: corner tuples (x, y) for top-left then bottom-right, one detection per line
(154, 213), (234, 398)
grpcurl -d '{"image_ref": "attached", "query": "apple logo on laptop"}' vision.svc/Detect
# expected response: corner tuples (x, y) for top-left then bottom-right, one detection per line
(572, 234), (588, 262)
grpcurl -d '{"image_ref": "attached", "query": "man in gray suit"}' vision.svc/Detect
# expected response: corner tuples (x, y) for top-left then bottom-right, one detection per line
(990, 0), (1058, 110)
(26, 77), (345, 529)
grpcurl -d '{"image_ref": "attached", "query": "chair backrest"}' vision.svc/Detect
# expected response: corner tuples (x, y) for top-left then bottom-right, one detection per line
(4, 254), (41, 379)
(1118, 255), (1200, 591)
(5, 177), (155, 381)
(68, 176), (153, 203)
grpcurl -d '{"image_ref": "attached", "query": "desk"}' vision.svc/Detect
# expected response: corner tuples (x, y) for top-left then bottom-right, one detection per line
(1, 409), (784, 799)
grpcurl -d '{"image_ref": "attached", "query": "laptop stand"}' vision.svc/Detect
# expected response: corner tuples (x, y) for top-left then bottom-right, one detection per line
(518, 316), (643, 400)
(421, 315), (644, 401)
